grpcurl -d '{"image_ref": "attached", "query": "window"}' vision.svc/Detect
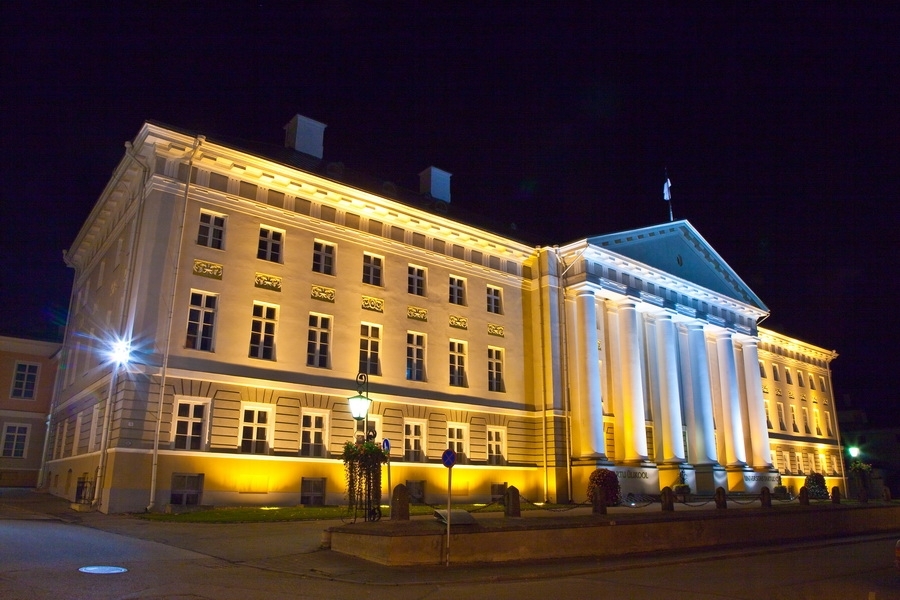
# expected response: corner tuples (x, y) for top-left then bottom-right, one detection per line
(790, 405), (799, 433)
(814, 409), (822, 436)
(447, 423), (467, 463)
(487, 347), (504, 392)
(173, 399), (209, 450)
(449, 276), (466, 305)
(240, 407), (270, 454)
(170, 473), (203, 506)
(300, 477), (326, 505)
(406, 332), (426, 381)
(797, 371), (805, 387)
(249, 303), (277, 360)
(198, 211), (225, 249)
(819, 376), (828, 393)
(808, 375), (816, 390)
(487, 285), (503, 314)
(764, 401), (772, 429)
(407, 265), (426, 296)
(785, 369), (793, 385)
(257, 226), (283, 262)
(2, 424), (28, 458)
(186, 291), (217, 351)
(312, 241), (335, 275)
(449, 340), (467, 387)
(802, 407), (811, 434)
(11, 362), (39, 399)
(487, 427), (506, 465)
(300, 411), (327, 457)
(404, 420), (425, 461)
(359, 323), (381, 375)
(758, 361), (766, 378)
(824, 411), (834, 437)
(362, 253), (383, 286)
(306, 313), (331, 368)
(772, 365), (780, 382)
(776, 402), (786, 431)
(355, 415), (382, 442)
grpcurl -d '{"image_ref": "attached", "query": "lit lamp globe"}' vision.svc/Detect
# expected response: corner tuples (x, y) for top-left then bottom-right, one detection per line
(347, 393), (371, 422)
(848, 446), (860, 458)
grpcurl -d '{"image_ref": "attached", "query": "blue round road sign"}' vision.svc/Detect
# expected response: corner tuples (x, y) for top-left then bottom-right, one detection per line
(442, 448), (457, 468)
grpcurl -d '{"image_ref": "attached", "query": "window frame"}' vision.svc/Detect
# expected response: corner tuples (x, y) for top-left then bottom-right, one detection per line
(1, 423), (29, 458)
(312, 240), (336, 275)
(10, 362), (39, 400)
(186, 290), (218, 352)
(404, 419), (426, 462)
(449, 339), (467, 387)
(449, 275), (467, 306)
(447, 422), (468, 463)
(249, 302), (278, 360)
(486, 285), (503, 314)
(406, 331), (426, 382)
(300, 409), (329, 457)
(172, 397), (211, 451)
(197, 210), (226, 250)
(359, 322), (382, 375)
(257, 225), (284, 263)
(239, 403), (273, 454)
(407, 264), (426, 296)
(487, 346), (505, 392)
(487, 426), (506, 465)
(306, 313), (332, 368)
(362, 253), (383, 286)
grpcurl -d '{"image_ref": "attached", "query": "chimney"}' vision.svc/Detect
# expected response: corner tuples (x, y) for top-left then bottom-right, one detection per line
(284, 114), (327, 159)
(419, 166), (452, 203)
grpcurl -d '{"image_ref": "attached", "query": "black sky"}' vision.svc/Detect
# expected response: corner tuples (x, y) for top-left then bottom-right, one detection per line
(2, 3), (898, 424)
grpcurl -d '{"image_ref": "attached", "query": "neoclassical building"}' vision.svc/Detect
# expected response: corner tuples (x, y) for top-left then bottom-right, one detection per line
(42, 116), (843, 512)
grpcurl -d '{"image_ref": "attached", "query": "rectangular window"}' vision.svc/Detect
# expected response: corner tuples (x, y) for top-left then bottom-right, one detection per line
(808, 375), (816, 390)
(790, 405), (799, 433)
(2, 424), (28, 458)
(362, 253), (383, 286)
(312, 241), (335, 275)
(197, 211), (225, 249)
(772, 365), (780, 382)
(449, 340), (467, 387)
(447, 423), (467, 463)
(359, 323), (381, 375)
(404, 420), (425, 462)
(249, 303), (277, 360)
(300, 477), (326, 505)
(486, 285), (503, 314)
(777, 403), (786, 431)
(824, 411), (834, 437)
(306, 314), (331, 368)
(487, 347), (504, 392)
(797, 371), (805, 387)
(785, 369), (793, 385)
(257, 226), (283, 262)
(240, 407), (270, 454)
(406, 332), (426, 381)
(407, 265), (426, 296)
(487, 427), (505, 465)
(355, 415), (382, 442)
(449, 275), (466, 305)
(802, 407), (811, 434)
(170, 473), (203, 506)
(11, 362), (39, 399)
(186, 291), (217, 351)
(173, 400), (209, 450)
(764, 401), (772, 429)
(814, 409), (822, 436)
(300, 412), (327, 457)
(819, 376), (827, 393)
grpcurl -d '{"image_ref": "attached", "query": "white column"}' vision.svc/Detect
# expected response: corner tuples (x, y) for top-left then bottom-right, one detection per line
(574, 291), (606, 458)
(714, 331), (747, 466)
(681, 323), (717, 464)
(654, 314), (685, 463)
(617, 301), (647, 462)
(738, 338), (773, 468)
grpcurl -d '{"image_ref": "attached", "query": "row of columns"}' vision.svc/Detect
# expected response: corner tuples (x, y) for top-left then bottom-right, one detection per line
(570, 290), (772, 470)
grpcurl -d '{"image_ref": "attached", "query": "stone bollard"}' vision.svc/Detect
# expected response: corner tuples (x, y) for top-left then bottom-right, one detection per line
(883, 487), (892, 502)
(760, 486), (772, 508)
(831, 486), (841, 504)
(504, 485), (521, 517)
(715, 487), (727, 509)
(592, 484), (607, 515)
(390, 483), (410, 520)
(660, 486), (675, 512)
(799, 486), (809, 505)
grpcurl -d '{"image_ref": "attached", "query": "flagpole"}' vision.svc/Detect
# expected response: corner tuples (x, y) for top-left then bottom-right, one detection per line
(663, 171), (673, 222)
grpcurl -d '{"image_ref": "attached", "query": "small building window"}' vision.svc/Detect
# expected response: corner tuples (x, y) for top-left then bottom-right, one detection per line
(170, 473), (203, 506)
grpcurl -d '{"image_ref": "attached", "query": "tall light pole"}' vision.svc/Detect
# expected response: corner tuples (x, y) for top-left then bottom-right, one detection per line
(347, 371), (381, 521)
(92, 338), (131, 509)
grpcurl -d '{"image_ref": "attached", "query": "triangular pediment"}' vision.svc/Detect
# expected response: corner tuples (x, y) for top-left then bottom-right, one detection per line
(586, 220), (768, 311)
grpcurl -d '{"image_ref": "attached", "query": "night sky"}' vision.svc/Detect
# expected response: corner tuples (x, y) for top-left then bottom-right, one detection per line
(2, 3), (898, 424)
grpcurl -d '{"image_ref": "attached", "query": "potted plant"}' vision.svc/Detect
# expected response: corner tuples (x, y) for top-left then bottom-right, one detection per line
(673, 468), (691, 497)
(773, 472), (788, 497)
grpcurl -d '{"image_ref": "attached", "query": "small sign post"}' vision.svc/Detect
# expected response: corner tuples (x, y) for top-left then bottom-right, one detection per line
(441, 448), (456, 566)
(382, 438), (391, 516)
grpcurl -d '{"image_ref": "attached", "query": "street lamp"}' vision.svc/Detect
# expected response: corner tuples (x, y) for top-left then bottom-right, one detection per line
(348, 372), (376, 441)
(848, 446), (860, 458)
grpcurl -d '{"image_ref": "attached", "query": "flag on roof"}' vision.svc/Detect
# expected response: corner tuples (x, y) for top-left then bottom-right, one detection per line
(663, 178), (672, 201)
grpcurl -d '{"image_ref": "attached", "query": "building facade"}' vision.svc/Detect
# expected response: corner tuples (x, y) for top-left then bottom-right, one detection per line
(43, 116), (843, 512)
(1, 336), (60, 487)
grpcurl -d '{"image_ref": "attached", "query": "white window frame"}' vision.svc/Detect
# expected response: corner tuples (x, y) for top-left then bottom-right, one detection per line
(249, 302), (278, 360)
(239, 403), (273, 454)
(407, 264), (426, 296)
(359, 322), (381, 375)
(447, 422), (468, 462)
(487, 346), (504, 392)
(362, 253), (383, 286)
(784, 369), (793, 385)
(300, 409), (329, 457)
(172, 397), (211, 451)
(355, 414), (382, 443)
(11, 361), (39, 400)
(306, 313), (332, 368)
(790, 405), (799, 433)
(257, 225), (284, 262)
(312, 240), (335, 275)
(449, 339), (467, 387)
(764, 401), (772, 429)
(186, 290), (218, 352)
(486, 285), (503, 314)
(487, 426), (506, 465)
(1, 423), (29, 458)
(801, 407), (811, 434)
(198, 210), (226, 249)
(776, 402), (786, 431)
(449, 275), (466, 305)
(406, 331), (426, 382)
(404, 419), (426, 462)
(824, 411), (834, 437)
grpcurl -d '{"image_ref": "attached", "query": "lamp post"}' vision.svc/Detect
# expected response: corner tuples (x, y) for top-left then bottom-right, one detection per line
(92, 337), (131, 509)
(347, 372), (381, 521)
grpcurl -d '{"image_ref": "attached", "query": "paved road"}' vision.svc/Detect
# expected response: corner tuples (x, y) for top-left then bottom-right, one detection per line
(1, 489), (898, 599)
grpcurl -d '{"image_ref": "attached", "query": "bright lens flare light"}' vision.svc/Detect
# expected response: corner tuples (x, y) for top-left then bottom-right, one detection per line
(848, 446), (860, 458)
(108, 339), (132, 366)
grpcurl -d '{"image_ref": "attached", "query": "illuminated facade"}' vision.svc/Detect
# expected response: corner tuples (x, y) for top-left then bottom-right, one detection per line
(43, 116), (843, 512)
(1, 336), (60, 487)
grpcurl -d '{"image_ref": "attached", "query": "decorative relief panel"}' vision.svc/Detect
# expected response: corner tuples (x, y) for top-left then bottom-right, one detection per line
(487, 323), (504, 337)
(407, 306), (427, 321)
(775, 388), (783, 396)
(449, 315), (468, 330)
(311, 285), (335, 303)
(255, 273), (282, 292)
(762, 384), (769, 394)
(362, 295), (384, 312)
(788, 391), (795, 400)
(193, 259), (223, 280)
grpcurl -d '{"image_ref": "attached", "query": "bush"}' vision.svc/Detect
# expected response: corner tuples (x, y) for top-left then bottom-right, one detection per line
(587, 468), (621, 506)
(804, 472), (829, 499)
